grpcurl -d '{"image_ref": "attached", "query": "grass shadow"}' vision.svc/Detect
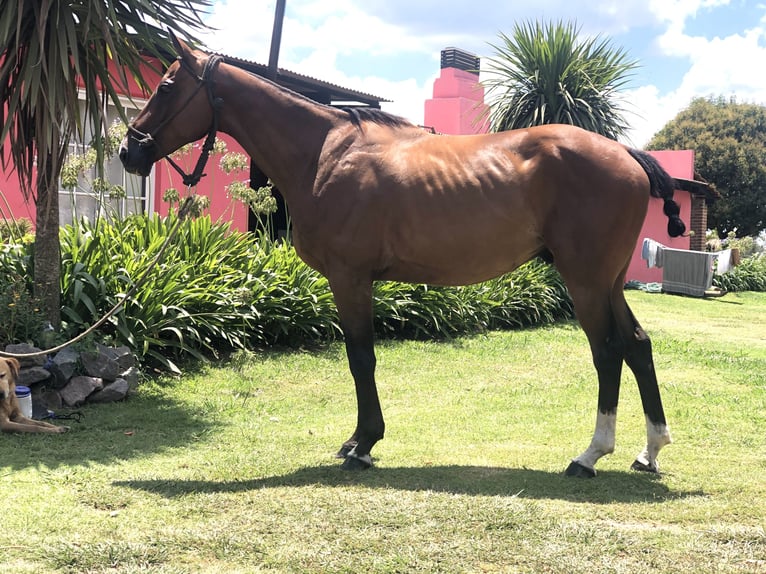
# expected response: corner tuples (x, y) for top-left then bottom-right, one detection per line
(0, 390), (214, 470)
(114, 463), (705, 504)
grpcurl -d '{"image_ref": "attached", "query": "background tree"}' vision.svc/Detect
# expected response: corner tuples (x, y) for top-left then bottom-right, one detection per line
(648, 96), (766, 237)
(483, 20), (638, 139)
(0, 0), (211, 329)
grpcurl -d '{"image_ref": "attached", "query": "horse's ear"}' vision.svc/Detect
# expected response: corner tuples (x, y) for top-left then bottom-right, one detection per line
(168, 29), (191, 60)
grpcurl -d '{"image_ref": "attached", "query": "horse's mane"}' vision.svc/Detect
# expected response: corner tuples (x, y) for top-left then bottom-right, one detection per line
(344, 107), (414, 129)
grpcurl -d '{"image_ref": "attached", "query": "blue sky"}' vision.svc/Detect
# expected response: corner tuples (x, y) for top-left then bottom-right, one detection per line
(199, 0), (766, 146)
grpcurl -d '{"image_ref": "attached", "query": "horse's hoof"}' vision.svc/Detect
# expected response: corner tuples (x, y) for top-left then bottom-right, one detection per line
(341, 453), (373, 471)
(564, 460), (596, 478)
(630, 459), (659, 474)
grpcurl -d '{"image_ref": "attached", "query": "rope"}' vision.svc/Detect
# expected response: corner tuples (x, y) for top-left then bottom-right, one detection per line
(0, 196), (197, 360)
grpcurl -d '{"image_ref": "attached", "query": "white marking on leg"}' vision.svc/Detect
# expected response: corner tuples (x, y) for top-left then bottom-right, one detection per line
(634, 415), (672, 472)
(573, 411), (617, 471)
(346, 446), (372, 467)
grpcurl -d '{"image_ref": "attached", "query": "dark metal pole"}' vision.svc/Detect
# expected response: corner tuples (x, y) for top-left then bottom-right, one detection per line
(268, 0), (286, 80)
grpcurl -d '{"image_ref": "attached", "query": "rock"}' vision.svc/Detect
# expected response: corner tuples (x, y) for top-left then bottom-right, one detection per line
(5, 343), (141, 412)
(88, 378), (130, 403)
(47, 348), (79, 389)
(37, 389), (63, 411)
(110, 346), (136, 371)
(60, 376), (103, 407)
(48, 347), (80, 388)
(18, 366), (52, 386)
(119, 366), (141, 390)
(81, 345), (122, 381)
(4, 343), (45, 368)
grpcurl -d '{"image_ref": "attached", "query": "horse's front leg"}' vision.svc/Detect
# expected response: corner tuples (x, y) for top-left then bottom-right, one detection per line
(329, 274), (384, 470)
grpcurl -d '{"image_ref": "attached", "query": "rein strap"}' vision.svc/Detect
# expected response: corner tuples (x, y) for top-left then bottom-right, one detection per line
(166, 54), (224, 187)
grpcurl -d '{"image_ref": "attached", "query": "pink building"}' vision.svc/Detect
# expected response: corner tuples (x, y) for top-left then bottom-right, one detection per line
(423, 47), (715, 285)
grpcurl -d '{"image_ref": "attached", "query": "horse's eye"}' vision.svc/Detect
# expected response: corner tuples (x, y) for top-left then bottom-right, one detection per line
(158, 80), (174, 94)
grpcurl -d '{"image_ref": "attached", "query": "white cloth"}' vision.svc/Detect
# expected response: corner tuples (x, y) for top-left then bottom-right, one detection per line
(715, 249), (732, 274)
(641, 238), (665, 269)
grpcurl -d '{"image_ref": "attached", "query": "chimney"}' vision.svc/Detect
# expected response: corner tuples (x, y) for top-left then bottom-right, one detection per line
(440, 47), (480, 75)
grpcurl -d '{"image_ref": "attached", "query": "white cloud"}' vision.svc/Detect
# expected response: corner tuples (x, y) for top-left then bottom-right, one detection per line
(615, 1), (766, 146)
(198, 1), (766, 148)
(648, 0), (731, 28)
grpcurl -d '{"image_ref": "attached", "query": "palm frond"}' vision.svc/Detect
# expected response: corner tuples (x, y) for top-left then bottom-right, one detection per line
(0, 0), (213, 199)
(483, 20), (638, 139)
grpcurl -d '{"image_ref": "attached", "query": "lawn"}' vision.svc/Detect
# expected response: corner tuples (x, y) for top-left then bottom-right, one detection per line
(1, 290), (764, 573)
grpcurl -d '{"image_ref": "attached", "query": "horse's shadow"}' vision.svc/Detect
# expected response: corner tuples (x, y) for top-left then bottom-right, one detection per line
(114, 463), (704, 504)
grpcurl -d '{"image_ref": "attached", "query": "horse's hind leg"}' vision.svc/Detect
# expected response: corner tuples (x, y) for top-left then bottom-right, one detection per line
(619, 303), (672, 473)
(564, 285), (625, 478)
(328, 273), (384, 470)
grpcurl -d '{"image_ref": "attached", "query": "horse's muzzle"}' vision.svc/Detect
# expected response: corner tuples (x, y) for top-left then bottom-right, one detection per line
(119, 135), (155, 177)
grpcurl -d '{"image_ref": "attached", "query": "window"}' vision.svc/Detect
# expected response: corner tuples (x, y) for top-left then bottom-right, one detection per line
(59, 98), (152, 226)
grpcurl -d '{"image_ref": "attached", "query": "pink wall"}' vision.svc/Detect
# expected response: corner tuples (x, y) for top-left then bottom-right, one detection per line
(626, 150), (694, 284)
(150, 135), (250, 232)
(424, 68), (489, 135)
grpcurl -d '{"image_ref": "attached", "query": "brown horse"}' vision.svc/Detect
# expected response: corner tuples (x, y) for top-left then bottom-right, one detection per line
(120, 33), (686, 477)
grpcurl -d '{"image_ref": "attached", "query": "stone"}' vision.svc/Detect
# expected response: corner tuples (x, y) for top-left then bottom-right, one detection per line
(60, 376), (103, 407)
(81, 346), (122, 381)
(18, 366), (52, 386)
(4, 343), (45, 368)
(110, 346), (136, 371)
(88, 378), (130, 403)
(37, 389), (63, 411)
(119, 366), (141, 390)
(52, 347), (79, 377)
(47, 347), (80, 389)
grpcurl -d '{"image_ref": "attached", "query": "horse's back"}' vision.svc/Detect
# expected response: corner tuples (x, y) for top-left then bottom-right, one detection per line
(310, 122), (651, 286)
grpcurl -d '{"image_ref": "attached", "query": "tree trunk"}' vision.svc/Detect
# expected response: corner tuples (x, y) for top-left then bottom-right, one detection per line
(34, 152), (62, 330)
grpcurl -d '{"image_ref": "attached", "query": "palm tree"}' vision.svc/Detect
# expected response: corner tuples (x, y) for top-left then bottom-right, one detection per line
(0, 1), (211, 329)
(483, 20), (637, 140)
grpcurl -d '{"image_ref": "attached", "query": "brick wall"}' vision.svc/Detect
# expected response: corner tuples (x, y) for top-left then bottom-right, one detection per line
(690, 195), (707, 251)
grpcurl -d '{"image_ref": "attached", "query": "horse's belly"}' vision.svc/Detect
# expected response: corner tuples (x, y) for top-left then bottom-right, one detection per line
(378, 221), (543, 286)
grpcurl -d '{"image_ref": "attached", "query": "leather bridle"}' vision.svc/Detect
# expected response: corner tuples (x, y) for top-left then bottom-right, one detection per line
(127, 54), (224, 187)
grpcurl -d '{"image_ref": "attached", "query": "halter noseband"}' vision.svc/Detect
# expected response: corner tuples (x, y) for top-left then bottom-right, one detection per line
(127, 54), (224, 188)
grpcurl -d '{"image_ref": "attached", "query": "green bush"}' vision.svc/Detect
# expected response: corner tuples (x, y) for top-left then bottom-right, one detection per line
(374, 259), (573, 338)
(714, 253), (766, 292)
(58, 215), (263, 372)
(0, 215), (575, 369)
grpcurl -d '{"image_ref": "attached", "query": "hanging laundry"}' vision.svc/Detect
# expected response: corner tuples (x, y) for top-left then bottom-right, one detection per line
(641, 238), (665, 268)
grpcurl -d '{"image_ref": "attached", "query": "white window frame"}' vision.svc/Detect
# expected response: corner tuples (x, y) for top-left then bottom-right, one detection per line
(58, 91), (154, 226)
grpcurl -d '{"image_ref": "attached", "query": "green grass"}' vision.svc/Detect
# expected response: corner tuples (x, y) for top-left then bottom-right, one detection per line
(1, 291), (764, 573)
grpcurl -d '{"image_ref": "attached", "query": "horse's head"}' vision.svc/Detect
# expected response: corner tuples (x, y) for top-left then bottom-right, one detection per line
(119, 32), (221, 177)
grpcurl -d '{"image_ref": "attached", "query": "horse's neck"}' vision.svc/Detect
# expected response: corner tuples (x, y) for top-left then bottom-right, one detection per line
(216, 65), (338, 201)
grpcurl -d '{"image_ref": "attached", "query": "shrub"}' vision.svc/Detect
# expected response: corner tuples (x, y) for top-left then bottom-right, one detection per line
(0, 274), (46, 346)
(374, 259), (573, 339)
(59, 214), (264, 372)
(714, 253), (766, 292)
(0, 215), (575, 369)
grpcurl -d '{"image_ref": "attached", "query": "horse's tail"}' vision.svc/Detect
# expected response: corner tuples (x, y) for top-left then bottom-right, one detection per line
(626, 148), (686, 238)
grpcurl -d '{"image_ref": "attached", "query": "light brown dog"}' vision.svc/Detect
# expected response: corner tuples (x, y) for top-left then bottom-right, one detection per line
(0, 357), (68, 433)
